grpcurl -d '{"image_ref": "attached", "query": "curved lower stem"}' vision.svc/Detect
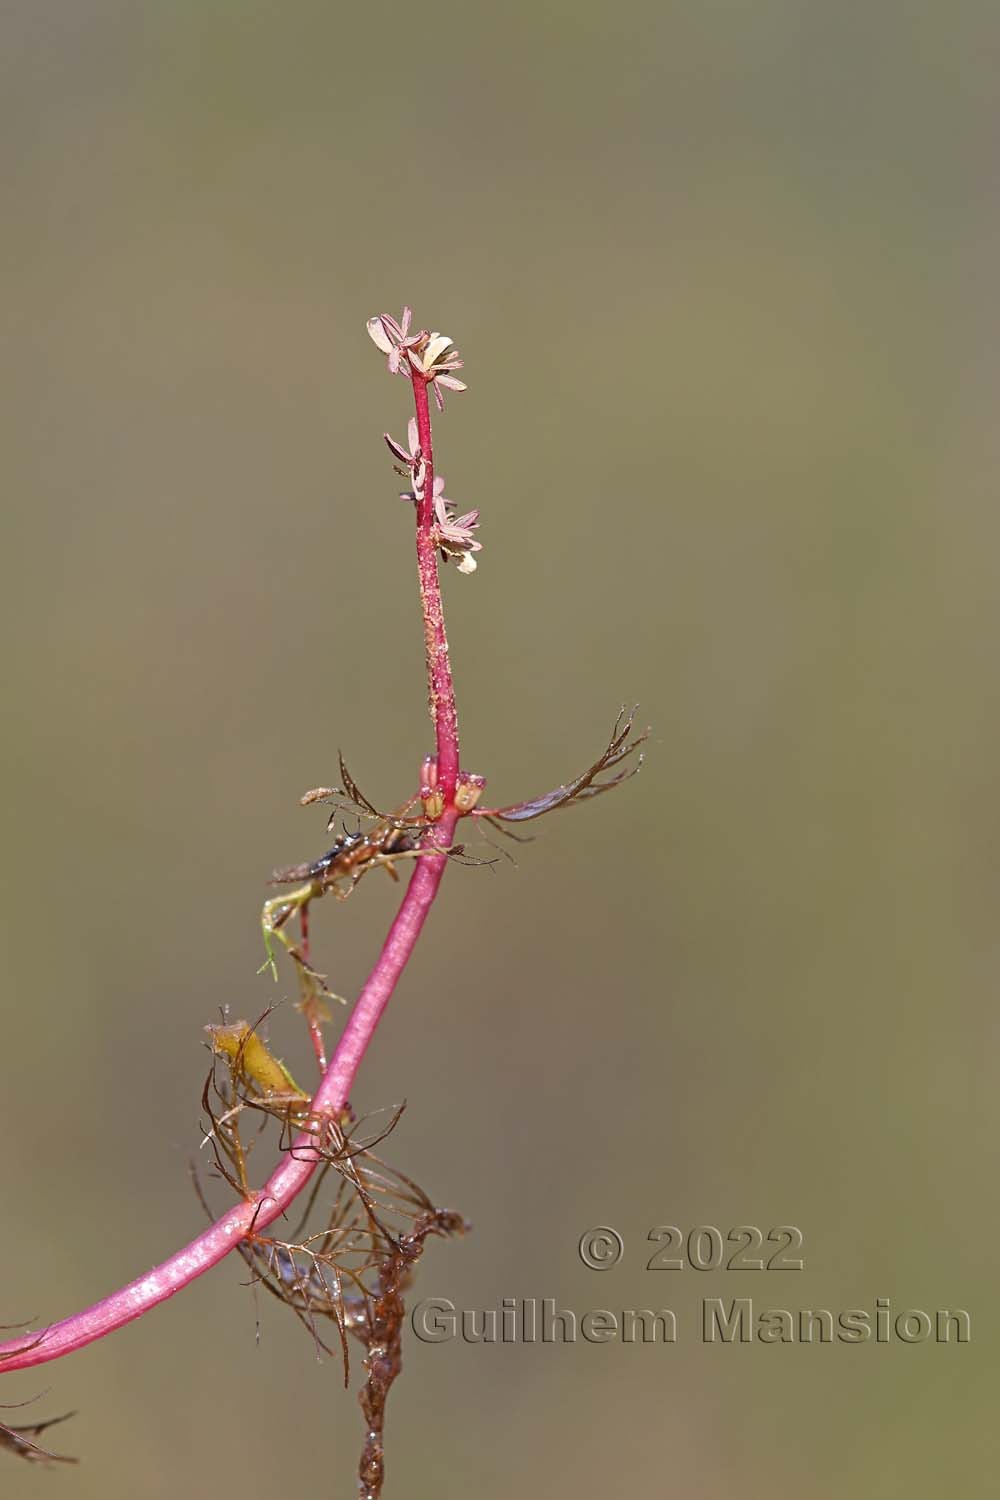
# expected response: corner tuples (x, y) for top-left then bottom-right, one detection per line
(0, 825), (456, 1374)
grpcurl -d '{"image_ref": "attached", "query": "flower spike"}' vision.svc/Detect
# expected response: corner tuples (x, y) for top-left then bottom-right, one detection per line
(367, 310), (467, 407)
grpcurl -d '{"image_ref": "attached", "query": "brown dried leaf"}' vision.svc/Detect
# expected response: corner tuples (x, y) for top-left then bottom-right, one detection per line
(337, 751), (382, 819)
(0, 1409), (77, 1466)
(479, 706), (648, 823)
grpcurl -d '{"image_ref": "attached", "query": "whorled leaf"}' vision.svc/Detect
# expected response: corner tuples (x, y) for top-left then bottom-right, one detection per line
(476, 706), (648, 824)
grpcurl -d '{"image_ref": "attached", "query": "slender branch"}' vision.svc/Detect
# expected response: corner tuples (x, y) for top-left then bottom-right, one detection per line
(0, 318), (463, 1377)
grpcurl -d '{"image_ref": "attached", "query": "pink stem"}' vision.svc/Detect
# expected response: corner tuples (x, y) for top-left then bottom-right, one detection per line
(411, 373), (460, 795)
(0, 356), (462, 1376)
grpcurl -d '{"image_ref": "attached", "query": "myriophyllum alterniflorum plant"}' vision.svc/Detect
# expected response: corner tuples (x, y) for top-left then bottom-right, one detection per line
(1, 309), (645, 1495)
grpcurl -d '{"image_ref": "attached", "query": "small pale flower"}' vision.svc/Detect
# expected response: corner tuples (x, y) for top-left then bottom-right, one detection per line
(383, 417), (419, 467)
(398, 467), (438, 506)
(384, 418), (425, 490)
(432, 477), (481, 573)
(366, 309), (468, 407)
(398, 473), (481, 571)
(366, 307), (422, 375)
(410, 331), (468, 410)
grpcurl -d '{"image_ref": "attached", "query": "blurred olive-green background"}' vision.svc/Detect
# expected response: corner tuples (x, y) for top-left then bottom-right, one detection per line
(2, 3), (997, 1496)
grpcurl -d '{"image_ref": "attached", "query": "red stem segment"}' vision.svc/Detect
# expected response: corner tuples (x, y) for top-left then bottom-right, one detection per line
(411, 374), (460, 795)
(0, 356), (462, 1375)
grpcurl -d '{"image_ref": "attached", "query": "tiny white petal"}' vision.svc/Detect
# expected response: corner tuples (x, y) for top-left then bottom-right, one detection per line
(367, 316), (394, 354)
(407, 417), (419, 454)
(457, 552), (478, 574)
(424, 334), (453, 367)
(435, 374), (467, 392)
(400, 306), (412, 336)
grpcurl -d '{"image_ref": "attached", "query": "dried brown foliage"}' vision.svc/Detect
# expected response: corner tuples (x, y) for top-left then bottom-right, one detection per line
(477, 705), (648, 825)
(0, 1411), (77, 1466)
(0, 1348), (76, 1467)
(197, 1033), (466, 1499)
